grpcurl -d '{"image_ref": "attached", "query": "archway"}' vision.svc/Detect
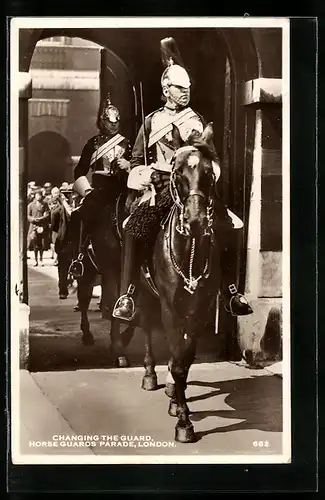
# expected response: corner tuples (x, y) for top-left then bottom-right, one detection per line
(18, 26), (260, 361)
(28, 131), (71, 185)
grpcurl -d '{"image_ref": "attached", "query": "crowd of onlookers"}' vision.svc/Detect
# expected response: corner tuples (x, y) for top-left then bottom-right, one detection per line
(27, 180), (81, 266)
(27, 180), (100, 309)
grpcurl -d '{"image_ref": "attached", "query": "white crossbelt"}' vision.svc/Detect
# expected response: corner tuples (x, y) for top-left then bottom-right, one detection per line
(148, 108), (197, 148)
(90, 134), (125, 165)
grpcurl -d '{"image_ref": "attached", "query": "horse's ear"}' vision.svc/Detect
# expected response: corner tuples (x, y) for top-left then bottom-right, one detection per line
(201, 122), (214, 143)
(172, 124), (182, 149)
(187, 129), (201, 145)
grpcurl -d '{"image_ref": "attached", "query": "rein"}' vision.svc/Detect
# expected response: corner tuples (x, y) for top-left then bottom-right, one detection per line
(166, 146), (215, 294)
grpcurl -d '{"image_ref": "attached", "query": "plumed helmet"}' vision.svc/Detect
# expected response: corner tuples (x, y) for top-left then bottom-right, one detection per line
(97, 93), (120, 129)
(160, 37), (191, 89)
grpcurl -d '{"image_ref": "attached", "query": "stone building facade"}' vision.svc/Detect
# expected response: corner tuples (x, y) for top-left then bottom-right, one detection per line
(28, 36), (101, 185)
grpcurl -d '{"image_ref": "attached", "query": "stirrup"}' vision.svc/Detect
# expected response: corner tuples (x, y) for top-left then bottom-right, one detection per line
(224, 284), (253, 316)
(112, 285), (136, 322)
(68, 253), (84, 278)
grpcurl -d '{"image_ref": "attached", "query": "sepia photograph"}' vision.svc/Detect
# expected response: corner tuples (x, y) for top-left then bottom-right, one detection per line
(10, 16), (290, 465)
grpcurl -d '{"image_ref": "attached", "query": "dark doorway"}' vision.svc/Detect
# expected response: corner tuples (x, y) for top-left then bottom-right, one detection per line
(28, 131), (71, 185)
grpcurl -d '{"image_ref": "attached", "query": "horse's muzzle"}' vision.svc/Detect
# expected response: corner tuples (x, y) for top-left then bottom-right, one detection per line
(184, 199), (208, 238)
(183, 218), (207, 239)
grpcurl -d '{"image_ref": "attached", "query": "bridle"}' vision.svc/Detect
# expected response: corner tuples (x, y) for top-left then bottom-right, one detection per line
(169, 146), (214, 237)
(167, 145), (215, 294)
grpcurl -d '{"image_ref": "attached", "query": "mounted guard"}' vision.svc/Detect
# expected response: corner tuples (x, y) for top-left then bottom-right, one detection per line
(59, 93), (136, 358)
(68, 94), (132, 278)
(112, 37), (253, 322)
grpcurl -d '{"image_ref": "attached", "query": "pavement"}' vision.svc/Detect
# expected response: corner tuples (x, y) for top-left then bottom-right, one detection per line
(26, 251), (233, 371)
(12, 252), (287, 464)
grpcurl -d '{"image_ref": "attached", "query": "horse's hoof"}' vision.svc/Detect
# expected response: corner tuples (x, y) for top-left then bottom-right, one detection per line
(168, 400), (178, 417)
(82, 335), (94, 346)
(141, 375), (158, 391)
(175, 424), (196, 443)
(115, 356), (129, 368)
(165, 383), (176, 399)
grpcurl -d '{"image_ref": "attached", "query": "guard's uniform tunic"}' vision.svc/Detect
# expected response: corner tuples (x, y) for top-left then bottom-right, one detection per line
(73, 133), (132, 229)
(74, 133), (131, 188)
(128, 106), (220, 194)
(126, 106), (235, 230)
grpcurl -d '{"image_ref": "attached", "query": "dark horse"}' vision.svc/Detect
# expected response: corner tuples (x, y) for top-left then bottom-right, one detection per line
(66, 179), (135, 368)
(132, 123), (222, 443)
(65, 124), (225, 443)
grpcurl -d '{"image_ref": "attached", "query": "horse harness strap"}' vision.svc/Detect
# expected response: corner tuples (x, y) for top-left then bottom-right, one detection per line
(68, 219), (99, 278)
(166, 203), (214, 295)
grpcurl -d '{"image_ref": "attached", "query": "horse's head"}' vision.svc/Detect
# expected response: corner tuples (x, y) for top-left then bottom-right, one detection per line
(170, 123), (216, 238)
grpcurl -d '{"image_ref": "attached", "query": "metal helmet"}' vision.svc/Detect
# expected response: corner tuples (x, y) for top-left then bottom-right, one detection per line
(160, 37), (191, 90)
(97, 93), (120, 129)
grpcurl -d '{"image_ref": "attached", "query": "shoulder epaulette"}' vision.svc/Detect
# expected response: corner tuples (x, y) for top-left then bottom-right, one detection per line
(146, 107), (164, 119)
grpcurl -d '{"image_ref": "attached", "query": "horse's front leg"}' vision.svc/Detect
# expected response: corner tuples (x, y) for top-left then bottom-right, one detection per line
(169, 336), (197, 443)
(101, 275), (130, 368)
(77, 268), (96, 346)
(166, 339), (196, 406)
(141, 327), (158, 391)
(109, 318), (130, 368)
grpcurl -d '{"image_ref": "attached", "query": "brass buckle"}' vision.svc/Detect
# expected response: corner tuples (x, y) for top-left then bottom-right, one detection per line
(228, 284), (237, 295)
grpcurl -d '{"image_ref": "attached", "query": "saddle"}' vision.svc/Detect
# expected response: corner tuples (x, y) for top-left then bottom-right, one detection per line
(123, 187), (174, 298)
(67, 193), (123, 279)
(67, 193), (160, 298)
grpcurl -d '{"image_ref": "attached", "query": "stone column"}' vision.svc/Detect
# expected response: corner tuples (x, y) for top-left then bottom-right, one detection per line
(18, 71), (32, 369)
(19, 71), (32, 304)
(238, 78), (283, 368)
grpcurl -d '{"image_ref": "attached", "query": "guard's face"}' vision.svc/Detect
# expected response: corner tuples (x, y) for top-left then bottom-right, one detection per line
(103, 119), (120, 135)
(100, 107), (120, 135)
(35, 193), (42, 202)
(165, 84), (191, 107)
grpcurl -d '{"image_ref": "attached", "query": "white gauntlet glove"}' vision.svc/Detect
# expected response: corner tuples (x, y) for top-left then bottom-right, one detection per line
(127, 165), (155, 190)
(73, 176), (93, 197)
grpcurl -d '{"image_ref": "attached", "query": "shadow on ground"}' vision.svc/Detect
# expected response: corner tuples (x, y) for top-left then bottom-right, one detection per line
(27, 264), (242, 372)
(28, 318), (236, 372)
(186, 375), (282, 440)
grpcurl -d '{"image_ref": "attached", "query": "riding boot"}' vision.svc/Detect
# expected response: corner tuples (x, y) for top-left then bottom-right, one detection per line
(220, 228), (253, 316)
(112, 231), (139, 322)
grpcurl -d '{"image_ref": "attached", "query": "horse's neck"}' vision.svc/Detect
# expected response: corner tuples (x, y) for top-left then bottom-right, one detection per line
(169, 206), (190, 255)
(167, 205), (209, 278)
(161, 205), (191, 274)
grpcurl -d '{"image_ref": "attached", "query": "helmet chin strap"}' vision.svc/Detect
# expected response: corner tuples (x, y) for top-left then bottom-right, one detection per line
(100, 120), (119, 136)
(168, 87), (190, 108)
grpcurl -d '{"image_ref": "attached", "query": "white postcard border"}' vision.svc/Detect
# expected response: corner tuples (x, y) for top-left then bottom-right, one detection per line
(10, 16), (291, 465)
